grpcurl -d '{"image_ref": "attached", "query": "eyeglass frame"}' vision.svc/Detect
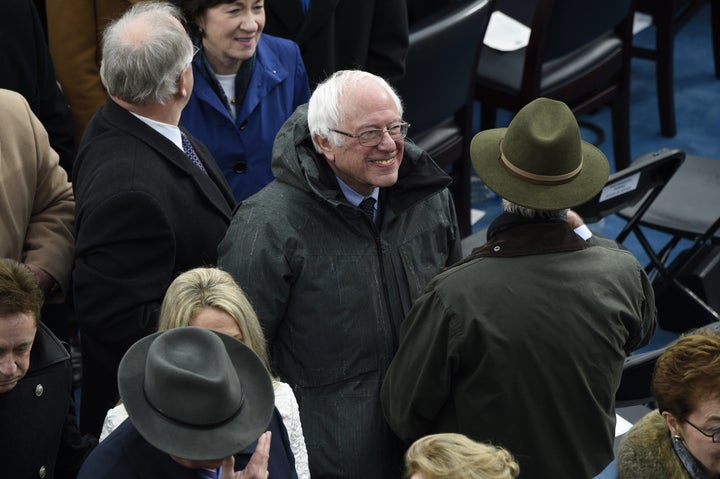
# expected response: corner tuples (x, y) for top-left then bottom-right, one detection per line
(685, 418), (720, 443)
(178, 45), (200, 84)
(330, 121), (411, 147)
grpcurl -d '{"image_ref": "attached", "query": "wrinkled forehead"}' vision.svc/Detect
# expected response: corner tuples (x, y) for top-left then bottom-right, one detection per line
(341, 84), (401, 129)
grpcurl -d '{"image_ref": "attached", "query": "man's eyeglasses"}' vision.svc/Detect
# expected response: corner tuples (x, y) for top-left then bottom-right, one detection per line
(685, 419), (720, 443)
(192, 45), (200, 58)
(330, 122), (410, 147)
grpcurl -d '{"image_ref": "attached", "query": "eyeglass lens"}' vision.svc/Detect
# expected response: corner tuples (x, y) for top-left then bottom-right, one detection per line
(685, 419), (720, 443)
(358, 123), (409, 146)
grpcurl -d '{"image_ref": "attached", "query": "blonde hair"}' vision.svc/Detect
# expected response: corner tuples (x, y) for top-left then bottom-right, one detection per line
(405, 434), (520, 479)
(158, 267), (271, 372)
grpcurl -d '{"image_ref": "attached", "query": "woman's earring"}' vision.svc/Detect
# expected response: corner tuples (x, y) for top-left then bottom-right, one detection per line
(673, 434), (682, 441)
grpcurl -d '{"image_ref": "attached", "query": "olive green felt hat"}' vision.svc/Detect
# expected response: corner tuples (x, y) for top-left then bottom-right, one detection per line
(470, 97), (609, 210)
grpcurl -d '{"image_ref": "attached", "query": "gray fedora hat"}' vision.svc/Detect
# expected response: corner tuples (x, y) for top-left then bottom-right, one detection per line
(470, 97), (609, 210)
(118, 326), (274, 461)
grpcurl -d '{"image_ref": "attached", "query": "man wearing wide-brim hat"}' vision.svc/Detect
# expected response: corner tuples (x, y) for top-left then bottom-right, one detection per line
(77, 327), (275, 479)
(381, 98), (658, 479)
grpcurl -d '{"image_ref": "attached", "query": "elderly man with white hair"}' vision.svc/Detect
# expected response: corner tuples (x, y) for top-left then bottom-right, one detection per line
(219, 69), (462, 479)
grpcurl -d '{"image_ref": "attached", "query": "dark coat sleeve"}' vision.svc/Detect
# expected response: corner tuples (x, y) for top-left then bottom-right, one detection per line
(73, 190), (176, 347)
(365, 0), (409, 83)
(381, 288), (456, 444)
(233, 409), (298, 479)
(0, 0), (75, 174)
(54, 397), (98, 479)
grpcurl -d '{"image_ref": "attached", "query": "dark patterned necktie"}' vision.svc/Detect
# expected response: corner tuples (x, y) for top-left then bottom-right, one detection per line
(181, 132), (207, 174)
(196, 468), (218, 479)
(359, 197), (376, 221)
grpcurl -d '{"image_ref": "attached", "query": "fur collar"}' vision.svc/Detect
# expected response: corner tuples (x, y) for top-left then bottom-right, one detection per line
(617, 410), (690, 478)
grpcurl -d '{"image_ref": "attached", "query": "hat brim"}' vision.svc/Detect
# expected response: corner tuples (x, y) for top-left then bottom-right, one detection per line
(118, 330), (275, 461)
(470, 128), (610, 210)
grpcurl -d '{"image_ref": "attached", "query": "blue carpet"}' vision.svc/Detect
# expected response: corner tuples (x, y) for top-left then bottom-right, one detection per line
(469, 4), (720, 350)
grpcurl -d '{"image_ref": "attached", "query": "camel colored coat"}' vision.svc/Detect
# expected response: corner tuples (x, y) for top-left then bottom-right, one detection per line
(0, 88), (74, 298)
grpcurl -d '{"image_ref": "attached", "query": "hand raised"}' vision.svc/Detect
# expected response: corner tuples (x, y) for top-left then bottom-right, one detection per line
(221, 431), (272, 479)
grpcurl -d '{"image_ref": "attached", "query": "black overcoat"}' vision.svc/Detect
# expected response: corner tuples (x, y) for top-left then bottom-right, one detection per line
(72, 99), (236, 436)
(264, 0), (409, 86)
(0, 323), (97, 479)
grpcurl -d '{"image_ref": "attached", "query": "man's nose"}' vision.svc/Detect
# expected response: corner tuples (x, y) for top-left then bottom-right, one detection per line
(377, 131), (396, 149)
(0, 355), (18, 376)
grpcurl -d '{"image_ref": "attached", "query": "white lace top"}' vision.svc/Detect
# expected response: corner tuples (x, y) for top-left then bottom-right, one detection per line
(100, 381), (310, 478)
(273, 381), (310, 479)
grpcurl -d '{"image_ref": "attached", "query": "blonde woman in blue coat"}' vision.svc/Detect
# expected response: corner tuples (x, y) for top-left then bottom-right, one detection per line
(177, 0), (311, 201)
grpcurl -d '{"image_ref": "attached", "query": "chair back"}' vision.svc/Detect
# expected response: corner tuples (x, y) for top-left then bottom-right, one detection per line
(395, 0), (493, 134)
(616, 346), (668, 407)
(574, 149), (685, 230)
(476, 0), (635, 169)
(534, 0), (633, 62)
(394, 0), (493, 237)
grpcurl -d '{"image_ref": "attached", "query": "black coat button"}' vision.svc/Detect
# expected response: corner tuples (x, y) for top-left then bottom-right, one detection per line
(233, 161), (247, 174)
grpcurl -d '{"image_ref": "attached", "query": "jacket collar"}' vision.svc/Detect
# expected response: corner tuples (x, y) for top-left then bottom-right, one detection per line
(28, 323), (69, 373)
(103, 99), (235, 219)
(672, 434), (711, 479)
(190, 39), (289, 123)
(464, 212), (588, 261)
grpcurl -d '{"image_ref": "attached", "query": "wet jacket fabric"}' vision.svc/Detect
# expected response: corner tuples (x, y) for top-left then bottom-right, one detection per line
(0, 323), (97, 479)
(218, 104), (462, 478)
(381, 213), (657, 479)
(181, 34), (311, 202)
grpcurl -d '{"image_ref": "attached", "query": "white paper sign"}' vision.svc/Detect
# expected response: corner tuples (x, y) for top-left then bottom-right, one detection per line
(483, 11), (531, 52)
(616, 413), (633, 437)
(599, 173), (640, 203)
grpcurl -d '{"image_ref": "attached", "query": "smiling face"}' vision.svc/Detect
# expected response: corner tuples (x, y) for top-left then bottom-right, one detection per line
(0, 313), (37, 394)
(316, 80), (405, 196)
(664, 396), (720, 478)
(197, 0), (264, 74)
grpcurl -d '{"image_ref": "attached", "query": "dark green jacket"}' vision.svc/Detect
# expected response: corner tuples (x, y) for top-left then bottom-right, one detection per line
(218, 104), (462, 479)
(381, 214), (657, 479)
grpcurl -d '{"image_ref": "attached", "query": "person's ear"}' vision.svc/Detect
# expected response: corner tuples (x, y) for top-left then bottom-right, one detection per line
(196, 16), (207, 36)
(177, 65), (192, 98)
(314, 134), (335, 161)
(662, 411), (682, 437)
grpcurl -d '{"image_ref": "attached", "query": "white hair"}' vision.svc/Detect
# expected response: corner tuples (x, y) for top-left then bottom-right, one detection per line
(307, 70), (404, 152)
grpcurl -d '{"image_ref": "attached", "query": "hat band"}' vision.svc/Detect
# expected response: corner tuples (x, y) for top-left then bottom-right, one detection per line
(500, 148), (583, 185)
(144, 386), (245, 429)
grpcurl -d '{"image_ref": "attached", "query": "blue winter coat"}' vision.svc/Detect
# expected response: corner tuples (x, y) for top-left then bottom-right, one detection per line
(181, 34), (311, 201)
